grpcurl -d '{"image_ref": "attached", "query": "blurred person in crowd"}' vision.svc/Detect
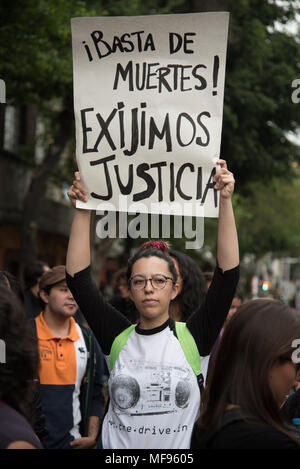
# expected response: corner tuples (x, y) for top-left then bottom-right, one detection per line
(168, 249), (206, 322)
(224, 290), (243, 327)
(203, 271), (214, 291)
(24, 260), (89, 325)
(109, 267), (139, 323)
(0, 270), (49, 442)
(33, 265), (105, 449)
(0, 285), (42, 449)
(194, 299), (300, 449)
(24, 260), (50, 319)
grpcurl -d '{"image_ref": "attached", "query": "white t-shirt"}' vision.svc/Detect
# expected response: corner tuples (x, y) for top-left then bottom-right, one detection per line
(102, 325), (207, 449)
(66, 264), (240, 449)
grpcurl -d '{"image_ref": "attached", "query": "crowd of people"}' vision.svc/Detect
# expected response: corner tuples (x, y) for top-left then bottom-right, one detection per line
(0, 159), (299, 450)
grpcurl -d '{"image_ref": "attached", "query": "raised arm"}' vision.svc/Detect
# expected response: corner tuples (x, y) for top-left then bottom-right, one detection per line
(66, 172), (91, 276)
(66, 172), (130, 352)
(187, 159), (239, 355)
(213, 159), (239, 272)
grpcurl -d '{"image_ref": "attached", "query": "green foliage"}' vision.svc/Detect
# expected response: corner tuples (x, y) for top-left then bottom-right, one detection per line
(0, 0), (94, 104)
(221, 1), (300, 187)
(99, 0), (184, 16)
(159, 0), (300, 186)
(234, 176), (300, 258)
(1, 0), (300, 262)
(1, 0), (299, 183)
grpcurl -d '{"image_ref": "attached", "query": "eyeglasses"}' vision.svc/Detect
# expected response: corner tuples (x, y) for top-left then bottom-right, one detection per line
(129, 274), (174, 290)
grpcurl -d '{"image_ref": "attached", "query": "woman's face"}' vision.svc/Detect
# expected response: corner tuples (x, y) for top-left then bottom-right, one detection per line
(269, 357), (299, 407)
(129, 256), (179, 328)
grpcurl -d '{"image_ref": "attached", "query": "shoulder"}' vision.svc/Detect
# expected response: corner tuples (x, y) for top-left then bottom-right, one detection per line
(78, 323), (104, 356)
(77, 323), (95, 347)
(0, 403), (29, 429)
(79, 323), (100, 343)
(211, 419), (299, 450)
(246, 425), (299, 450)
(0, 403), (42, 449)
(79, 323), (91, 336)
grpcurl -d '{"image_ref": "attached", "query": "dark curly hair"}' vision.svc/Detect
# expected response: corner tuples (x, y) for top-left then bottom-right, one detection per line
(169, 250), (206, 321)
(0, 285), (39, 424)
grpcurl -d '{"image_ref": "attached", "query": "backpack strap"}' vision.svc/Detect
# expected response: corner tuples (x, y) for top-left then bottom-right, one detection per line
(175, 321), (202, 376)
(109, 322), (203, 389)
(109, 324), (136, 372)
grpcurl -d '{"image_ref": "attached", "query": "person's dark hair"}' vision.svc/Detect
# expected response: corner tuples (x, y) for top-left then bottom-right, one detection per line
(197, 299), (300, 443)
(169, 250), (206, 321)
(0, 285), (39, 424)
(126, 241), (178, 286)
(0, 271), (10, 289)
(0, 270), (24, 303)
(24, 260), (49, 290)
(203, 271), (214, 283)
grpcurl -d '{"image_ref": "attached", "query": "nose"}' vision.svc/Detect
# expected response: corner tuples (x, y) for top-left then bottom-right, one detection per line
(144, 278), (154, 292)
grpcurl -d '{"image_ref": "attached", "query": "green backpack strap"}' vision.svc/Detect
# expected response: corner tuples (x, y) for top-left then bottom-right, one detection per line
(109, 322), (202, 378)
(175, 321), (202, 376)
(109, 324), (136, 372)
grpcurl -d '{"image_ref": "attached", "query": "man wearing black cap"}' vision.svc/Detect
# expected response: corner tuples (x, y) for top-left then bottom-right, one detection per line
(33, 265), (105, 449)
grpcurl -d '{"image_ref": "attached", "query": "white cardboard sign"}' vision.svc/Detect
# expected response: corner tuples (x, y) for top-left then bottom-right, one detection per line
(71, 12), (229, 217)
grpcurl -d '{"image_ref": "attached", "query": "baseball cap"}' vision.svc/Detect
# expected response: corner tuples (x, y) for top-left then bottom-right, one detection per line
(39, 265), (66, 291)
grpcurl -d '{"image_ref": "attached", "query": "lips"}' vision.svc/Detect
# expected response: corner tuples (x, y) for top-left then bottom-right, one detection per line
(142, 299), (158, 304)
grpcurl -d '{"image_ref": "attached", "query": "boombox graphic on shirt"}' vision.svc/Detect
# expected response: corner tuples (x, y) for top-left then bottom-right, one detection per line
(109, 360), (194, 416)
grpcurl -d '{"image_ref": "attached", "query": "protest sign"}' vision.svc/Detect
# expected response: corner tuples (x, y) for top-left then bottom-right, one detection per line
(71, 12), (229, 217)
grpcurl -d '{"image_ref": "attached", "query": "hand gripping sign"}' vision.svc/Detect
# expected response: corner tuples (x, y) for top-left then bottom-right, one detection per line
(71, 12), (229, 219)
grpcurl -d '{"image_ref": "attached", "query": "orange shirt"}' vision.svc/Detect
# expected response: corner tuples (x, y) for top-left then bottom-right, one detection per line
(35, 313), (80, 385)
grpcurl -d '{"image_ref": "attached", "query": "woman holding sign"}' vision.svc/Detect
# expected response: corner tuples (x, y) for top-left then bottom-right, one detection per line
(66, 159), (239, 449)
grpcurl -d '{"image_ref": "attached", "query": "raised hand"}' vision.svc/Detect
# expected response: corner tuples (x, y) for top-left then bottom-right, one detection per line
(67, 171), (88, 207)
(213, 159), (235, 199)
